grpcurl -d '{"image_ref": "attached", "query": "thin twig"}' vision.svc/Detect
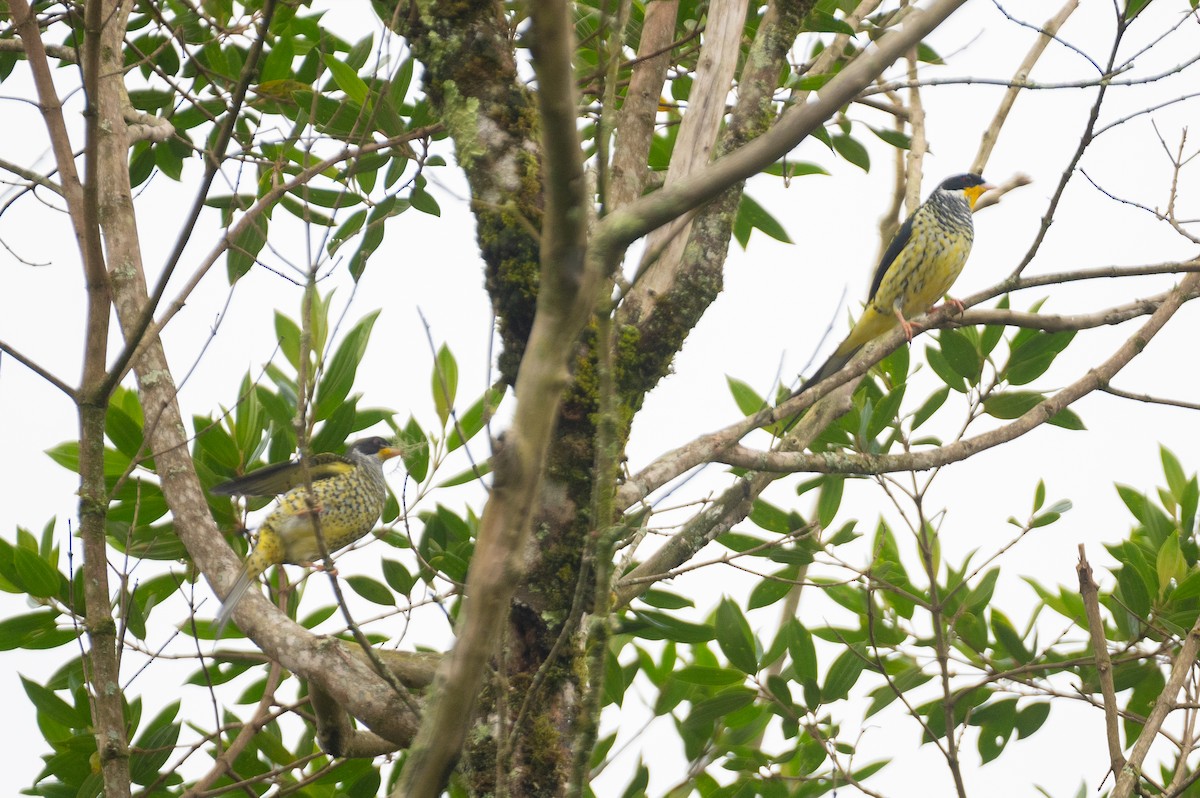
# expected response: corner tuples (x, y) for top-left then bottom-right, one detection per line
(1077, 546), (1126, 783)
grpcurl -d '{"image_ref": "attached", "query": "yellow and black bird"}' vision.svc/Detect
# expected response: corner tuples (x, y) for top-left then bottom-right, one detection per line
(210, 436), (401, 636)
(791, 173), (992, 400)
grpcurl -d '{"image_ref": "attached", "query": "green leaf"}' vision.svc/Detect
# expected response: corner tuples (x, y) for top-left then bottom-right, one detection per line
(1125, 0), (1152, 20)
(982, 391), (1045, 420)
(322, 53), (368, 104)
(432, 344), (459, 425)
(675, 666), (745, 686)
(804, 9), (855, 34)
(925, 346), (966, 392)
(1156, 531), (1186, 595)
(748, 567), (797, 610)
(381, 559), (415, 596)
(816, 475), (844, 528)
(130, 704), (180, 785)
(260, 36), (294, 82)
(436, 459), (491, 487)
(46, 441), (132, 479)
(1047, 406), (1085, 430)
(0, 611), (74, 651)
(733, 193), (793, 248)
(868, 125), (911, 150)
(866, 664), (931, 717)
(866, 384), (905, 439)
(822, 646), (866, 701)
(831, 134), (870, 172)
(446, 386), (504, 452)
(685, 688), (757, 728)
(938, 329), (981, 383)
(271, 309), (302, 379)
(964, 568), (1001, 615)
(329, 208), (368, 255)
(1161, 446), (1187, 497)
(410, 186), (441, 216)
(345, 575), (396, 606)
(227, 211), (269, 282)
(786, 620), (818, 684)
(310, 396), (358, 454)
(624, 610), (714, 644)
(981, 296), (1010, 356)
(12, 547), (61, 598)
(955, 611), (988, 651)
(314, 311), (379, 421)
(22, 677), (84, 728)
(1015, 702), (1051, 739)
(348, 195), (407, 280)
(621, 763), (650, 798)
(638, 589), (694, 610)
(1003, 330), (1075, 385)
(917, 42), (944, 64)
(726, 376), (765, 417)
(397, 416), (429, 482)
(911, 386), (949, 430)
(991, 610), (1031, 664)
(749, 499), (794, 535)
(716, 598), (758, 674)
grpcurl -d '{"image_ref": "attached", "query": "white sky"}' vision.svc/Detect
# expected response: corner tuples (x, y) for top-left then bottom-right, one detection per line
(2, 0), (1200, 794)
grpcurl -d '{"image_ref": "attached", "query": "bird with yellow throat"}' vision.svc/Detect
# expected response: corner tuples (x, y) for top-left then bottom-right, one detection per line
(210, 436), (401, 636)
(790, 173), (993, 405)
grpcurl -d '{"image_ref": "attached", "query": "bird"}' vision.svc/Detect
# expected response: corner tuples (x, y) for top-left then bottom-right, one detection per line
(787, 173), (993, 410)
(210, 436), (401, 636)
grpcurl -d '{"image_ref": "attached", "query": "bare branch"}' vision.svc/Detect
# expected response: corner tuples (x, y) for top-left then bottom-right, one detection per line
(623, 0), (750, 317)
(973, 0), (1079, 174)
(609, 0), (679, 211)
(1078, 547), (1126, 784)
(0, 339), (76, 399)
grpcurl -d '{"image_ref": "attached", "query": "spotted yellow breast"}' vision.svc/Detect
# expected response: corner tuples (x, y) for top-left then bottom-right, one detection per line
(870, 206), (974, 320)
(263, 464), (388, 563)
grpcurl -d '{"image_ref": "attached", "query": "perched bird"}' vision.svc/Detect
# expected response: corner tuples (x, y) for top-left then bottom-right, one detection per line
(791, 173), (992, 400)
(210, 436), (401, 636)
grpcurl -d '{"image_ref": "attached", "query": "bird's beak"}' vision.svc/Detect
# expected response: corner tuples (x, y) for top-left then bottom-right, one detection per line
(966, 183), (996, 210)
(378, 447), (403, 461)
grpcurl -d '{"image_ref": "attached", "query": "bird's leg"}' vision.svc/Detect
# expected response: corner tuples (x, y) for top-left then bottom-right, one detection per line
(297, 560), (339, 576)
(893, 307), (922, 341)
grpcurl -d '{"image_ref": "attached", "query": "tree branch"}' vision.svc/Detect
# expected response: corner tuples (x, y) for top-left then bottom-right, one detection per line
(972, 0), (1079, 174)
(715, 273), (1200, 475)
(393, 0), (594, 793)
(1077, 546), (1126, 784)
(590, 0), (973, 269)
(1113, 597), (1200, 797)
(615, 260), (1200, 509)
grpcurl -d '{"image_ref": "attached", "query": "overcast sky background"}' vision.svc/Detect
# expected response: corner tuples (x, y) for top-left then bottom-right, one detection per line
(2, 0), (1200, 794)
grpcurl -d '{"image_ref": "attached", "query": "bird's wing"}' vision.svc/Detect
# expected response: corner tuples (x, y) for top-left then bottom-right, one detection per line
(866, 211), (917, 303)
(210, 453), (355, 496)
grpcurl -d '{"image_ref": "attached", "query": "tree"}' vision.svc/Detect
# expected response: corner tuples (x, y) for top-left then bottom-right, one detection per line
(2, 0), (1200, 796)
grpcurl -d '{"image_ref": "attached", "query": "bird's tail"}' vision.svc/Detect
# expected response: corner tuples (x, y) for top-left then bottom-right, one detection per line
(779, 342), (864, 434)
(213, 562), (258, 639)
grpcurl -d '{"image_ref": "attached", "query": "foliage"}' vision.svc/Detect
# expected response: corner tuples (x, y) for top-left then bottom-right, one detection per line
(2, 0), (1200, 797)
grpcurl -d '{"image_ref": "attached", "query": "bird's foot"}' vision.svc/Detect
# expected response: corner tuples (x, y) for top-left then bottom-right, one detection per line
(893, 308), (922, 341)
(296, 501), (325, 517)
(937, 296), (966, 316)
(298, 560), (339, 576)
